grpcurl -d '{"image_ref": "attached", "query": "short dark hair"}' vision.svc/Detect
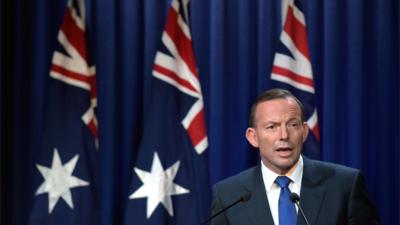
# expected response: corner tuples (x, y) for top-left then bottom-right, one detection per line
(248, 88), (305, 127)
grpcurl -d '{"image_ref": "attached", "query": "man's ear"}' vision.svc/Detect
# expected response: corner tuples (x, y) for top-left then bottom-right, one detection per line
(302, 122), (309, 142)
(246, 127), (259, 148)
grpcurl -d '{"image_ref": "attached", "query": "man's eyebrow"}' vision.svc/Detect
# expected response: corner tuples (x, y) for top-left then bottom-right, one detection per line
(263, 120), (278, 124)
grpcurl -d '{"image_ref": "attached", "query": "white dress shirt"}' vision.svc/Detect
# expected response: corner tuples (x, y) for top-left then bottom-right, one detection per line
(260, 155), (304, 225)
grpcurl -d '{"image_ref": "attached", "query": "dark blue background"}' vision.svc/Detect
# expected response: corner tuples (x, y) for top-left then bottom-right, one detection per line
(2, 0), (399, 224)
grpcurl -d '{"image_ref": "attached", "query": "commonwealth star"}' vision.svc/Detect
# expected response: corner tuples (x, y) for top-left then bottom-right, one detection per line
(129, 152), (189, 218)
(35, 148), (89, 213)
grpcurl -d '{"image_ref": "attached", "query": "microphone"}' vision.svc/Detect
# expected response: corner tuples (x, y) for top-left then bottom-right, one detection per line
(289, 192), (311, 225)
(200, 193), (252, 225)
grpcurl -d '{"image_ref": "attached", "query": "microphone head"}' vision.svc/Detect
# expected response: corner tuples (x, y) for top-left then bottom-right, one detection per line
(289, 192), (300, 203)
(241, 193), (252, 202)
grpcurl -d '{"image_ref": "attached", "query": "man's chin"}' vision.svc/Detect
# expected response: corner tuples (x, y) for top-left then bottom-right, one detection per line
(276, 158), (298, 171)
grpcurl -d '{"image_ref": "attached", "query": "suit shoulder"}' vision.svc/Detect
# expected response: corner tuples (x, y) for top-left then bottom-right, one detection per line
(307, 158), (361, 181)
(311, 159), (359, 172)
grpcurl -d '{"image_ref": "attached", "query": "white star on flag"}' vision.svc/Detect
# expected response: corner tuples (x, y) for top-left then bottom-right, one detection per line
(129, 152), (190, 218)
(35, 148), (89, 213)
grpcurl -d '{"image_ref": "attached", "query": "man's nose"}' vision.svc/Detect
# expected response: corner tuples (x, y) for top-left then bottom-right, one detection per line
(280, 126), (289, 140)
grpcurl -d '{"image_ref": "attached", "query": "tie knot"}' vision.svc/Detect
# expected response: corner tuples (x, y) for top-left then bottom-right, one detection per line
(275, 176), (291, 188)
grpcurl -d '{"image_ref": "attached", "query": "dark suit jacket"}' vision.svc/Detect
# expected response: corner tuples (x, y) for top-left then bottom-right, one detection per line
(210, 157), (379, 225)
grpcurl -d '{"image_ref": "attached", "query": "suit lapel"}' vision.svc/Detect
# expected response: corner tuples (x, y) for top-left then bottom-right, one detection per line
(240, 158), (328, 225)
(297, 157), (326, 225)
(243, 166), (275, 225)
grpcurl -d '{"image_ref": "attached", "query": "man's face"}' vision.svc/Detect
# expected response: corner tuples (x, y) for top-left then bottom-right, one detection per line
(246, 98), (309, 175)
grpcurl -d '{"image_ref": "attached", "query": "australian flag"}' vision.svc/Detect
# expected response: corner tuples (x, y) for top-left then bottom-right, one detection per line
(28, 0), (100, 224)
(123, 0), (210, 224)
(270, 0), (320, 158)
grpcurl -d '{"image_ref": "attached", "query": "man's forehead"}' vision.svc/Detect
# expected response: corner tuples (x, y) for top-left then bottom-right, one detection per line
(256, 99), (302, 118)
(259, 97), (300, 110)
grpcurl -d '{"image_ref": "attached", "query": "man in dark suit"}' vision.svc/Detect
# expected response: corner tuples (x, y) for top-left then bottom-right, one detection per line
(210, 88), (379, 225)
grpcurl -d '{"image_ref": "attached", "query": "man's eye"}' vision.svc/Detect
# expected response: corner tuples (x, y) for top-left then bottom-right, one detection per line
(289, 123), (299, 128)
(266, 125), (275, 130)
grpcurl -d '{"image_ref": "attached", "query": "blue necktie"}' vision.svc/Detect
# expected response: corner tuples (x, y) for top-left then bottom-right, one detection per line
(275, 176), (297, 225)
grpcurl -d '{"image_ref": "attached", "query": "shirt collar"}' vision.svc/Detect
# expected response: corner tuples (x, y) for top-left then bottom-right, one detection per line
(261, 155), (304, 193)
